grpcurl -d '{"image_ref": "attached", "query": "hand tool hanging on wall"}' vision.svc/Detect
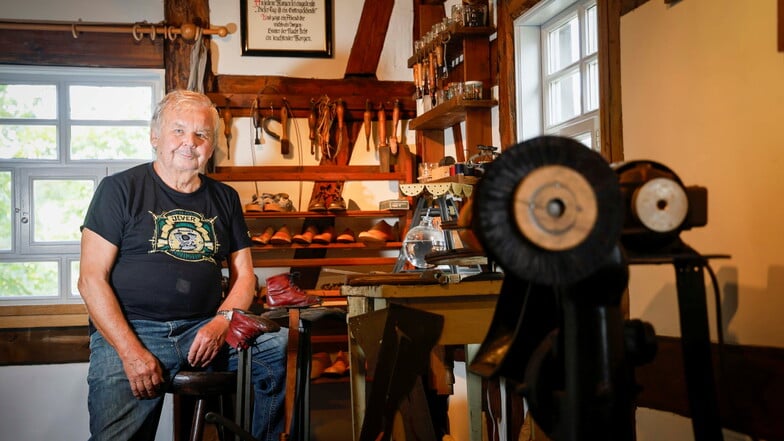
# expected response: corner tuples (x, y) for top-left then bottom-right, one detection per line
(390, 99), (400, 156)
(221, 106), (232, 159)
(336, 98), (345, 157)
(308, 99), (318, 157)
(377, 104), (390, 172)
(364, 99), (373, 151)
(251, 97), (263, 145)
(280, 101), (290, 155)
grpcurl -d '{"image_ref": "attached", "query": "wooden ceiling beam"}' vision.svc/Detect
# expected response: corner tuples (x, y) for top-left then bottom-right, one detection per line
(344, 0), (395, 78)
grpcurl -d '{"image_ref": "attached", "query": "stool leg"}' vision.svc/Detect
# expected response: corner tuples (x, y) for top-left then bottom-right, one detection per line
(190, 398), (207, 441)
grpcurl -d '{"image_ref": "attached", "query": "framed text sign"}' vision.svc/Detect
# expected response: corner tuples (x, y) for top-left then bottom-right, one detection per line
(241, 0), (333, 58)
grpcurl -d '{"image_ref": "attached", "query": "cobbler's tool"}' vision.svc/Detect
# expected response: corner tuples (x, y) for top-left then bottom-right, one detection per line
(364, 99), (372, 151)
(308, 99), (318, 156)
(378, 104), (390, 172)
(390, 99), (400, 155)
(280, 101), (290, 155)
(221, 107), (232, 159)
(472, 135), (623, 286)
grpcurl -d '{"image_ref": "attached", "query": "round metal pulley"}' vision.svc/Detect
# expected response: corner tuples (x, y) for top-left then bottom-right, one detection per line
(473, 136), (623, 285)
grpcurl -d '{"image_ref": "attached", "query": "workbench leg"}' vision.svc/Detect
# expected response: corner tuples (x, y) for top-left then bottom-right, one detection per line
(465, 344), (484, 441)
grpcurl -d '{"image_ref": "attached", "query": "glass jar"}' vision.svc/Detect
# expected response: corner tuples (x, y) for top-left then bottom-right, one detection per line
(402, 213), (446, 268)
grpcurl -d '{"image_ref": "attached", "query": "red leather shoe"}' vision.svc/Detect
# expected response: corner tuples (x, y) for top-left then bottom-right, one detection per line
(265, 273), (322, 309)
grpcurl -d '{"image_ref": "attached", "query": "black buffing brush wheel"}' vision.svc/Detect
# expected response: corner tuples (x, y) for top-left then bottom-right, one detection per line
(473, 136), (624, 286)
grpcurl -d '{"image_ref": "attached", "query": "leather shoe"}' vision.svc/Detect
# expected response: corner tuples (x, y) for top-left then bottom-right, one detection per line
(269, 225), (292, 245)
(323, 350), (349, 377)
(251, 226), (274, 245)
(265, 273), (322, 309)
(312, 225), (334, 244)
(225, 309), (281, 350)
(292, 225), (319, 244)
(357, 220), (398, 243)
(336, 228), (356, 243)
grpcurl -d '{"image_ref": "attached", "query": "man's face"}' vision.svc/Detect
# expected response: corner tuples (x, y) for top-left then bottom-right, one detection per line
(151, 105), (215, 173)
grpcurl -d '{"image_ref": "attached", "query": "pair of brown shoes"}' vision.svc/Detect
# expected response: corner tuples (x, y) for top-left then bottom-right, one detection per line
(251, 226), (292, 245)
(357, 220), (399, 243)
(308, 183), (346, 213)
(293, 225), (336, 244)
(245, 193), (295, 213)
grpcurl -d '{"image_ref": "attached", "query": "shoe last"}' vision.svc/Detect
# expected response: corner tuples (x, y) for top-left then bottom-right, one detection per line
(322, 350), (349, 377)
(357, 220), (394, 243)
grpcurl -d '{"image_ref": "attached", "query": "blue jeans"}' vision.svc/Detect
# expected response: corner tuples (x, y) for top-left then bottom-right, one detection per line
(87, 318), (288, 441)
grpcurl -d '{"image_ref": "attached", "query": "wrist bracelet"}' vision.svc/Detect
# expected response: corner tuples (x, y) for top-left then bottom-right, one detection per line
(217, 309), (233, 321)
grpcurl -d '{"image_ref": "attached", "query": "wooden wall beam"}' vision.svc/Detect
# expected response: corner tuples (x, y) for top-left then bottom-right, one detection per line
(207, 74), (417, 120)
(164, 0), (211, 91)
(345, 0), (395, 77)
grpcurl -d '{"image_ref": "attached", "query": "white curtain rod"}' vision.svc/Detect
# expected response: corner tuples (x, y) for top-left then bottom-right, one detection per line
(0, 19), (231, 42)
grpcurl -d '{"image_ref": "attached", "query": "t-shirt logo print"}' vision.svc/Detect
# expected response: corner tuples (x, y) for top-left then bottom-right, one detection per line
(149, 209), (219, 264)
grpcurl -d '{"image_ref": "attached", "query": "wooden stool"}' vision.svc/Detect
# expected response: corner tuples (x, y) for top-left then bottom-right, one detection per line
(170, 370), (237, 441)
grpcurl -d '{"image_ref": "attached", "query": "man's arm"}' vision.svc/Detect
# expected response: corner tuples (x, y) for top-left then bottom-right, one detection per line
(187, 246), (257, 367)
(78, 227), (164, 399)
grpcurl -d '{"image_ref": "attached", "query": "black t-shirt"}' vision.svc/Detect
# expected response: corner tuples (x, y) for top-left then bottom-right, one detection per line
(82, 163), (252, 325)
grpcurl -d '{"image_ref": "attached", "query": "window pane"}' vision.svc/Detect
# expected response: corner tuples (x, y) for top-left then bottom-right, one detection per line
(585, 4), (598, 55)
(70, 125), (151, 160)
(0, 84), (57, 119)
(69, 85), (153, 120)
(33, 179), (94, 242)
(0, 261), (59, 297)
(547, 16), (579, 74)
(585, 58), (599, 112)
(573, 132), (593, 149)
(548, 70), (581, 126)
(70, 259), (80, 297)
(0, 171), (10, 250)
(0, 124), (58, 159)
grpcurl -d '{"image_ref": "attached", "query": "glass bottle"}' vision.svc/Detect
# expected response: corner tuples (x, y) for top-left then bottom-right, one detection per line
(402, 211), (446, 268)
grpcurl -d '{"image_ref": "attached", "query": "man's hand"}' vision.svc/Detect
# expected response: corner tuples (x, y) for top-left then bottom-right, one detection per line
(122, 350), (164, 399)
(187, 317), (229, 368)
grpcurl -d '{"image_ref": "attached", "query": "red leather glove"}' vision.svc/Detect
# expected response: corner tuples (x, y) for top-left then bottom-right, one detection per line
(225, 309), (281, 350)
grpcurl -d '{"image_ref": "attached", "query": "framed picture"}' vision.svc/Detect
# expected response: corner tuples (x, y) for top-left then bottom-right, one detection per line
(240, 0), (333, 58)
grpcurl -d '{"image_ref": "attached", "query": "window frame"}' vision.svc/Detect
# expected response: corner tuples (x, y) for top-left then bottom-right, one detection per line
(514, 0), (600, 150)
(0, 65), (164, 306)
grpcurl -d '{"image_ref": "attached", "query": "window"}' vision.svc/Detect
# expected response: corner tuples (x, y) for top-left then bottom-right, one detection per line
(0, 66), (164, 304)
(515, 0), (599, 150)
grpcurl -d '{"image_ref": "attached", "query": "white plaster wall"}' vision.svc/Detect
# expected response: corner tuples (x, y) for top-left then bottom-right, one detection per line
(621, 0), (784, 438)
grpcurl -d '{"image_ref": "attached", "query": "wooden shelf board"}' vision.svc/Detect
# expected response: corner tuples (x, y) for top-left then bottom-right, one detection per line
(409, 98), (498, 130)
(244, 210), (408, 219)
(251, 257), (397, 268)
(250, 242), (403, 251)
(209, 165), (406, 182)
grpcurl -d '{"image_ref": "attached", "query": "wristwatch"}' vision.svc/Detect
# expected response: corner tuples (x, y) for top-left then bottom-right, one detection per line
(217, 309), (233, 321)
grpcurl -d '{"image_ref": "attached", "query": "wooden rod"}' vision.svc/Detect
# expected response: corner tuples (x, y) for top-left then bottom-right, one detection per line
(0, 20), (230, 42)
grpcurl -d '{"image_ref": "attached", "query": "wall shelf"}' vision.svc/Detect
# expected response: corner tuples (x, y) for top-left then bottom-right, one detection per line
(409, 98), (498, 130)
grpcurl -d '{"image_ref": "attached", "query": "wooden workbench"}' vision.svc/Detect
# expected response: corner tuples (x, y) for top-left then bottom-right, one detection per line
(341, 279), (503, 441)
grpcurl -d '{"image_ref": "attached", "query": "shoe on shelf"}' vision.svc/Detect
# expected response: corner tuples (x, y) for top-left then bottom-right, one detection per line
(269, 225), (292, 245)
(262, 193), (283, 212)
(311, 352), (332, 380)
(251, 226), (275, 245)
(312, 225), (335, 244)
(335, 228), (356, 243)
(245, 194), (263, 212)
(292, 225), (319, 244)
(322, 350), (349, 377)
(277, 193), (295, 212)
(327, 196), (347, 212)
(265, 272), (322, 309)
(357, 220), (397, 243)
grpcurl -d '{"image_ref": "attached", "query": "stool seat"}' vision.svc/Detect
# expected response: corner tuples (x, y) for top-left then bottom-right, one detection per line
(170, 370), (237, 441)
(171, 371), (237, 396)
